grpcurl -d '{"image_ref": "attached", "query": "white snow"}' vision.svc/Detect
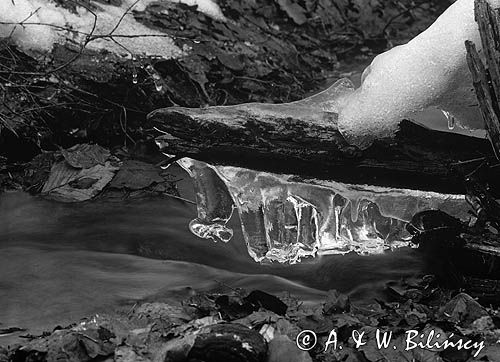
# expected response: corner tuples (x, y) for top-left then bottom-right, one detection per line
(130, 0), (225, 20)
(170, 0), (225, 20)
(0, 0), (225, 57)
(336, 0), (500, 149)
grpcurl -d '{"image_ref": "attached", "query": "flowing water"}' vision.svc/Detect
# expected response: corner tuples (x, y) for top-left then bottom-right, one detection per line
(0, 164), (437, 344)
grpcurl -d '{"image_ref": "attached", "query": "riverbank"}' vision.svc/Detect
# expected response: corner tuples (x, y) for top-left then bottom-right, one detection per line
(2, 275), (500, 362)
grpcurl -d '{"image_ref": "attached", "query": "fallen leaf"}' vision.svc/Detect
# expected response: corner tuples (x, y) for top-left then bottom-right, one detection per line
(233, 311), (280, 328)
(244, 290), (288, 316)
(440, 293), (489, 327)
(42, 161), (118, 202)
(131, 303), (192, 325)
(473, 344), (500, 361)
(110, 160), (164, 190)
(323, 289), (350, 315)
(61, 144), (110, 169)
(276, 0), (307, 25)
(115, 346), (151, 362)
(217, 53), (245, 71)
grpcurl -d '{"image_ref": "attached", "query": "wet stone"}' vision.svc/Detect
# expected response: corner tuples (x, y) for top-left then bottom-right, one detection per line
(186, 323), (267, 362)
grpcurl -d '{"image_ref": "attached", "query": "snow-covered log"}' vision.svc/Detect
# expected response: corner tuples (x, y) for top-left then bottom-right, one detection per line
(151, 98), (497, 194)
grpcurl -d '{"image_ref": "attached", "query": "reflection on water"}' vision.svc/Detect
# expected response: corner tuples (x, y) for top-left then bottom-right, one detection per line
(0, 161), (471, 342)
(179, 158), (469, 264)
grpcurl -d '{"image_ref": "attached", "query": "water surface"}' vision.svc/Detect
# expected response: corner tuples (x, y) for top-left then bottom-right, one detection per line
(0, 177), (428, 343)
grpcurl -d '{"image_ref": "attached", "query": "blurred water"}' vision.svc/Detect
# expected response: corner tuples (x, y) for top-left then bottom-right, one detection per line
(0, 173), (430, 343)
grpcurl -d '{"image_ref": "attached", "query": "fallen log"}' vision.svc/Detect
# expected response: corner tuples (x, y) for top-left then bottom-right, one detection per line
(149, 101), (497, 194)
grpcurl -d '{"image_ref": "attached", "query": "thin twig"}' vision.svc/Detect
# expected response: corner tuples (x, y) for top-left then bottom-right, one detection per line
(163, 193), (196, 205)
(108, 0), (141, 37)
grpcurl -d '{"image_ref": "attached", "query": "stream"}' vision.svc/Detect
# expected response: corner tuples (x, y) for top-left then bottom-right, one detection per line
(0, 164), (436, 344)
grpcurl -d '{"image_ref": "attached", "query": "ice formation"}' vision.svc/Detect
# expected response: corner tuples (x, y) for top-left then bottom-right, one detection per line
(0, 0), (224, 57)
(177, 158), (469, 264)
(336, 0), (500, 149)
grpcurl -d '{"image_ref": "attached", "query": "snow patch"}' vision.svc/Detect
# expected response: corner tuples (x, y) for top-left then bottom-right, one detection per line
(0, 0), (225, 57)
(170, 0), (225, 20)
(336, 0), (500, 149)
(130, 0), (225, 20)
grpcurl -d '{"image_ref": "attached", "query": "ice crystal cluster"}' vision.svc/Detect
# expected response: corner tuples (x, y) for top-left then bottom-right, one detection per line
(178, 158), (468, 264)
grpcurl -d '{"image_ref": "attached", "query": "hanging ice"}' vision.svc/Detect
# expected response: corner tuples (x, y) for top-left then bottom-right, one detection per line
(334, 0), (500, 149)
(178, 158), (470, 264)
(178, 158), (234, 243)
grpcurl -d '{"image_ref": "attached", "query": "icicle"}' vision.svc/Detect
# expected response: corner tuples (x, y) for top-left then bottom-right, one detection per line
(442, 110), (456, 130)
(350, 198), (361, 223)
(154, 81), (163, 92)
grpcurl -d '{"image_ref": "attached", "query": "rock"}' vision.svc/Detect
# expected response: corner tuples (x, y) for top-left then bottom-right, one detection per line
(440, 293), (489, 326)
(266, 335), (312, 362)
(323, 290), (350, 315)
(187, 323), (267, 362)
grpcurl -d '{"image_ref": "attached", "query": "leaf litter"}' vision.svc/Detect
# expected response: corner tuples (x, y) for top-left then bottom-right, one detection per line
(4, 277), (500, 362)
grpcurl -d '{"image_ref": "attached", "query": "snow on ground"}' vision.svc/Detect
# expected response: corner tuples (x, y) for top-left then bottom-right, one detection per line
(168, 0), (225, 20)
(0, 0), (225, 57)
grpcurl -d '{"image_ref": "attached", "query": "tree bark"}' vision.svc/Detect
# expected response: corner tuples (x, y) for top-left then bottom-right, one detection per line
(150, 103), (497, 194)
(466, 0), (500, 159)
